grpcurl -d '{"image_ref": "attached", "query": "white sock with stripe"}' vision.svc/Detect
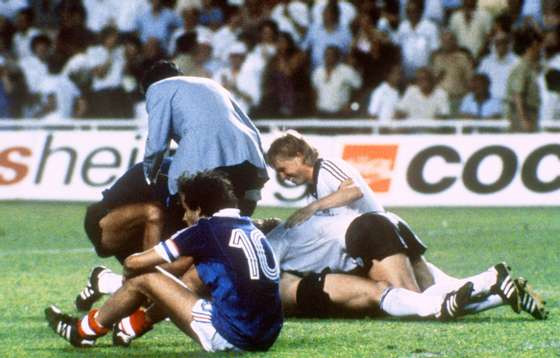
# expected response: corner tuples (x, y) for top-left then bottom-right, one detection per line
(380, 288), (442, 317)
(464, 294), (503, 313)
(424, 263), (497, 297)
(98, 271), (123, 294)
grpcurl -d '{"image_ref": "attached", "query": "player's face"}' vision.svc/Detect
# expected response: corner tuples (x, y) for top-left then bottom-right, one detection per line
(272, 154), (312, 185)
(180, 193), (202, 226)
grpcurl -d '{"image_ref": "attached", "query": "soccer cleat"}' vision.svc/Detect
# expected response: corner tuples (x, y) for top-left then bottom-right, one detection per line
(112, 320), (153, 347)
(75, 266), (110, 311)
(437, 281), (474, 321)
(45, 305), (95, 348)
(490, 262), (521, 314)
(515, 277), (549, 320)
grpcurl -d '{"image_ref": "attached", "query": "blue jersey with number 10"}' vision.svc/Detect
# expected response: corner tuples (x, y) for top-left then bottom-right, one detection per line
(156, 210), (282, 351)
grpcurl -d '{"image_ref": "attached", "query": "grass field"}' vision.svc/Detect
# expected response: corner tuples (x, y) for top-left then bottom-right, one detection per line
(0, 202), (558, 357)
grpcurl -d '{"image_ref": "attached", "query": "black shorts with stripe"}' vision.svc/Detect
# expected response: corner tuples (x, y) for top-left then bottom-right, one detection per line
(345, 212), (427, 265)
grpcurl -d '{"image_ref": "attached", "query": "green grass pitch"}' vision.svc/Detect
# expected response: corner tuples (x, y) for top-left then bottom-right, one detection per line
(0, 202), (558, 357)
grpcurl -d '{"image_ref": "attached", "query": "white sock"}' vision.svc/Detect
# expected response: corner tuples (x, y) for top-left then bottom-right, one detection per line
(380, 288), (442, 317)
(97, 271), (123, 294)
(424, 263), (497, 297)
(464, 294), (503, 313)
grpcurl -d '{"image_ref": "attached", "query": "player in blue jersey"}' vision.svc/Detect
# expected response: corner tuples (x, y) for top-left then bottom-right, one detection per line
(46, 171), (283, 352)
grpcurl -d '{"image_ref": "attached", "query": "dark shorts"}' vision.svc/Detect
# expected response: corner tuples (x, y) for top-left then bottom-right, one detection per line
(345, 212), (427, 266)
(83, 161), (185, 261)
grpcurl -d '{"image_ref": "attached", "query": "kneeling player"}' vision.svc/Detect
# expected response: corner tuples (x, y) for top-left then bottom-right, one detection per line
(46, 171), (283, 352)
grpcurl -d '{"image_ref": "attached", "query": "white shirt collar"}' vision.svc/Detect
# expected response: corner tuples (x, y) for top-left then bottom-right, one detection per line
(213, 208), (241, 218)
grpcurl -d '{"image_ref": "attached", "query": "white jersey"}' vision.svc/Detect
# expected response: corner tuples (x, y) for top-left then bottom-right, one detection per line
(310, 158), (384, 216)
(267, 213), (359, 273)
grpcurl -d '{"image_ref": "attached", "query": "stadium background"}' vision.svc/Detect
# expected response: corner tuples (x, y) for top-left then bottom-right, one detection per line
(0, 0), (559, 356)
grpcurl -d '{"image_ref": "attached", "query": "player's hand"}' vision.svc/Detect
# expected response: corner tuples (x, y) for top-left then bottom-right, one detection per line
(285, 205), (316, 228)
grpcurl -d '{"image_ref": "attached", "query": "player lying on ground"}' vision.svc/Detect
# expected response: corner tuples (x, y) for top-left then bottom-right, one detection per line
(267, 212), (547, 320)
(266, 131), (547, 319)
(46, 171), (283, 352)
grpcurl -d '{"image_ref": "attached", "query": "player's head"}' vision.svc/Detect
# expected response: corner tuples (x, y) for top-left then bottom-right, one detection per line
(141, 60), (182, 94)
(177, 171), (238, 225)
(267, 130), (317, 185)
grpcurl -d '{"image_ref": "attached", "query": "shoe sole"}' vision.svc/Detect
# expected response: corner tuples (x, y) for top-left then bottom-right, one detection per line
(515, 277), (549, 320)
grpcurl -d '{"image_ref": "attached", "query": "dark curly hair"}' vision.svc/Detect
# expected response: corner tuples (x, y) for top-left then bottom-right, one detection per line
(177, 171), (238, 217)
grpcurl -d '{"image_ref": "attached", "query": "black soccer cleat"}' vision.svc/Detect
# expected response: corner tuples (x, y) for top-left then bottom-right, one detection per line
(490, 262), (521, 314)
(75, 266), (110, 311)
(515, 277), (549, 320)
(45, 305), (95, 348)
(437, 281), (474, 321)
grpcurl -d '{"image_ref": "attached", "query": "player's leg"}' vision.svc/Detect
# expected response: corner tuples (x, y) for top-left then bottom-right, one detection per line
(285, 270), (472, 320)
(98, 202), (165, 257)
(345, 212), (426, 292)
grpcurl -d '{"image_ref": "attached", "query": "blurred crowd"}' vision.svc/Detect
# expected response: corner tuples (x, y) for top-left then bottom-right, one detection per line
(0, 0), (559, 131)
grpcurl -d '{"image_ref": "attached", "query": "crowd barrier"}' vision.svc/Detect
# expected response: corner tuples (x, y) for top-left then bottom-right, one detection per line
(1, 128), (558, 206)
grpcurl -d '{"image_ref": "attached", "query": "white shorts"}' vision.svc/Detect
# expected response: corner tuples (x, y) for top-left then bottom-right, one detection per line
(190, 299), (241, 353)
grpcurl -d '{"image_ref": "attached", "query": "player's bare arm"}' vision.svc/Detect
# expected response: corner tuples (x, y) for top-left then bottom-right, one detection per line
(286, 178), (362, 227)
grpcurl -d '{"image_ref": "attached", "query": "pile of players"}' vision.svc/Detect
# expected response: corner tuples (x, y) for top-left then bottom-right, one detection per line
(45, 60), (548, 353)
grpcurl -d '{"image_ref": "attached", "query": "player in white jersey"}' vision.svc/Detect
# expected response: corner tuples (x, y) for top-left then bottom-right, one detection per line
(267, 130), (429, 292)
(266, 212), (548, 320)
(266, 131), (547, 320)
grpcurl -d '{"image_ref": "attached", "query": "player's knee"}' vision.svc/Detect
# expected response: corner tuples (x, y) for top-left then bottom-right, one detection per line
(144, 203), (164, 223)
(295, 270), (332, 318)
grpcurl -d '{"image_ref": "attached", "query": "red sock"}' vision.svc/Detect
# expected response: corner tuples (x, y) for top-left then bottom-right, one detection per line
(118, 309), (153, 337)
(77, 309), (110, 338)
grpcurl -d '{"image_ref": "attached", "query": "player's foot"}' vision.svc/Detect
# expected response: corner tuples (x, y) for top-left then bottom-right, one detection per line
(515, 277), (549, 320)
(75, 266), (110, 311)
(45, 305), (95, 348)
(437, 282), (474, 321)
(490, 262), (520, 314)
(112, 321), (153, 347)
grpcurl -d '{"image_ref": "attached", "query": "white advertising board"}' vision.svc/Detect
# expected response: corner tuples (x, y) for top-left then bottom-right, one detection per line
(1, 131), (558, 206)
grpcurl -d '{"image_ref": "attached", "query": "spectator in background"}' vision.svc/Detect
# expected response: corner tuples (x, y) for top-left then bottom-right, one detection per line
(367, 64), (402, 121)
(12, 7), (39, 59)
(432, 30), (474, 115)
(135, 0), (181, 49)
(378, 0), (400, 43)
(303, 1), (353, 68)
(168, 7), (212, 56)
(82, 0), (120, 34)
(50, 3), (95, 73)
(213, 41), (253, 114)
(396, 0), (439, 80)
(395, 67), (450, 119)
(311, 45), (362, 117)
(240, 0), (271, 44)
(448, 0), (493, 60)
(459, 73), (503, 118)
(478, 31), (519, 103)
(506, 28), (543, 132)
(198, 0), (225, 32)
(311, 0), (356, 28)
(270, 0), (310, 44)
(260, 31), (311, 117)
(187, 35), (219, 78)
(115, 0), (151, 34)
(18, 34), (51, 98)
(121, 34), (145, 95)
(140, 37), (168, 71)
(172, 32), (197, 75)
(238, 20), (279, 115)
(213, 6), (243, 65)
(542, 69), (560, 120)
